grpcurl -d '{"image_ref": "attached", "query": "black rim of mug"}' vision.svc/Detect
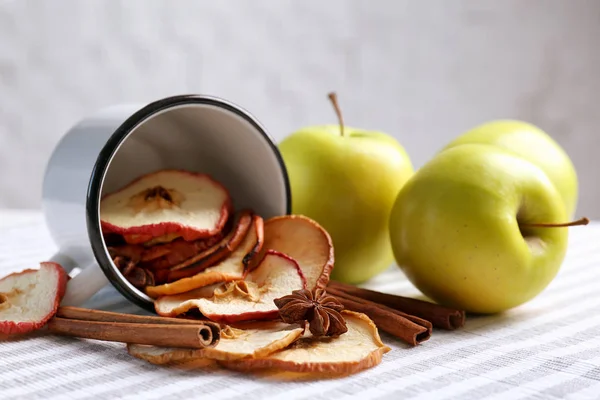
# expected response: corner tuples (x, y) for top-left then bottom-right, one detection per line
(85, 94), (292, 312)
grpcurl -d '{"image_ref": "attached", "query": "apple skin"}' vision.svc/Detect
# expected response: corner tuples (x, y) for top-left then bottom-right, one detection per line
(443, 120), (578, 218)
(279, 124), (414, 284)
(389, 144), (568, 314)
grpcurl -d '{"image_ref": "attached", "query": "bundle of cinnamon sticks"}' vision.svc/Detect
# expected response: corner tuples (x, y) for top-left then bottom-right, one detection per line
(47, 284), (464, 349)
(326, 281), (466, 346)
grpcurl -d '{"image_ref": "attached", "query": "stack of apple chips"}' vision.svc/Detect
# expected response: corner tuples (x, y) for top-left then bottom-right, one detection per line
(95, 168), (391, 376)
(101, 170), (247, 291)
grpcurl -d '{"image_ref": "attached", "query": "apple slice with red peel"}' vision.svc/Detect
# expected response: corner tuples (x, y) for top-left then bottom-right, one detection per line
(154, 250), (305, 322)
(121, 233), (180, 245)
(0, 262), (68, 335)
(123, 232), (184, 246)
(139, 245), (173, 263)
(166, 210), (254, 282)
(262, 215), (334, 291)
(100, 169), (232, 242)
(142, 231), (225, 265)
(127, 321), (304, 364)
(220, 311), (391, 375)
(146, 215), (264, 297)
(141, 232), (184, 246)
(108, 230), (226, 273)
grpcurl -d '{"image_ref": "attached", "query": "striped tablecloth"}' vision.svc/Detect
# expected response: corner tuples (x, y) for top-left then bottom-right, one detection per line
(1, 210), (599, 400)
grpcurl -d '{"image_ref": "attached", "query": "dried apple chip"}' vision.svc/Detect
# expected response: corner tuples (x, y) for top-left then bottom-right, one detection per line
(109, 231), (228, 287)
(0, 262), (68, 335)
(154, 250), (305, 322)
(109, 231), (227, 278)
(166, 210), (253, 281)
(100, 169), (232, 242)
(127, 321), (304, 365)
(146, 215), (263, 297)
(262, 215), (334, 291)
(122, 232), (183, 245)
(141, 231), (224, 266)
(220, 311), (390, 375)
(140, 232), (185, 247)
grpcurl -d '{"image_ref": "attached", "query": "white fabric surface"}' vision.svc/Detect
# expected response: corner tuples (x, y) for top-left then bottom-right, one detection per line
(0, 210), (599, 400)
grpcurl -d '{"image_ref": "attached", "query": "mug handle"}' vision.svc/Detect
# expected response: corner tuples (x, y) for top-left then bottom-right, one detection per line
(50, 253), (110, 306)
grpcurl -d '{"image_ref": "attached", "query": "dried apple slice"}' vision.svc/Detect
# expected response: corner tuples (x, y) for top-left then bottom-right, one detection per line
(109, 231), (226, 274)
(142, 231), (225, 265)
(263, 215), (334, 291)
(0, 262), (68, 335)
(100, 169), (232, 242)
(220, 311), (390, 375)
(140, 232), (184, 246)
(154, 250), (305, 322)
(166, 210), (253, 282)
(122, 232), (184, 245)
(146, 215), (263, 297)
(127, 321), (304, 364)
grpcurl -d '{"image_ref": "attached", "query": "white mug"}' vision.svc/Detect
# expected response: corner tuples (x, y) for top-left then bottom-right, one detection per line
(42, 94), (291, 311)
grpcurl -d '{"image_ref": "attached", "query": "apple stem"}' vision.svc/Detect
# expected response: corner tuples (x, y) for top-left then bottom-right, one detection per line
(328, 92), (345, 137)
(520, 217), (590, 228)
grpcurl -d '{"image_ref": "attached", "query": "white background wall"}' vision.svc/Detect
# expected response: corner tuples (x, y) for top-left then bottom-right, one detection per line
(1, 0), (599, 217)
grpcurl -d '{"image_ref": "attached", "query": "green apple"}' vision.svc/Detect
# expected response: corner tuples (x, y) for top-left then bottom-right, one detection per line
(443, 120), (578, 218)
(279, 93), (414, 284)
(389, 143), (582, 314)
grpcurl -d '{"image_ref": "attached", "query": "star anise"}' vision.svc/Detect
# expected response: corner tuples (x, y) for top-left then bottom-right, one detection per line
(112, 256), (155, 289)
(125, 267), (155, 289)
(112, 256), (137, 276)
(274, 288), (348, 337)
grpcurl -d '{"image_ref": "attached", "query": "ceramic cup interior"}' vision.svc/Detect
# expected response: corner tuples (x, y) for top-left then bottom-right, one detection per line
(87, 96), (290, 310)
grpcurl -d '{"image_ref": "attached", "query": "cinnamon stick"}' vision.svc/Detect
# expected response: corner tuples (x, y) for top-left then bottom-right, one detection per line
(328, 281), (465, 330)
(57, 306), (220, 339)
(327, 288), (431, 346)
(47, 318), (217, 349)
(328, 287), (432, 328)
